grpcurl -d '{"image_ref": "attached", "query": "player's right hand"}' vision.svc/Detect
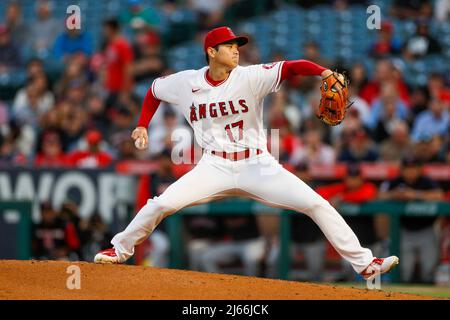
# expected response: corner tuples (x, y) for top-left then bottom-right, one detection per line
(131, 126), (148, 150)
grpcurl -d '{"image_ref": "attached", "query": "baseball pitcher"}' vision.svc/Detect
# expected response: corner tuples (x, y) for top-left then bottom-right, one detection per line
(95, 26), (399, 281)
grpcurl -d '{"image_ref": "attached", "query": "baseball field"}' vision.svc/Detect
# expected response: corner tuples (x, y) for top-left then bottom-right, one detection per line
(0, 260), (444, 300)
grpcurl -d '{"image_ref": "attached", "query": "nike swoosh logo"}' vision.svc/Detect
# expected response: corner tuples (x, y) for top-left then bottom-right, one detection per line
(192, 88), (200, 93)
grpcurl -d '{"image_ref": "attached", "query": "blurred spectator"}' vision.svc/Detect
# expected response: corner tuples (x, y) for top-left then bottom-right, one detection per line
(379, 120), (413, 162)
(131, 27), (164, 84)
(338, 128), (379, 163)
(202, 215), (265, 277)
(190, 0), (227, 31)
(148, 106), (191, 156)
(116, 132), (139, 160)
(412, 134), (446, 163)
(346, 85), (371, 122)
(120, 0), (161, 30)
(427, 72), (450, 104)
(108, 106), (135, 151)
(0, 124), (27, 165)
(85, 92), (109, 135)
(316, 164), (380, 280)
(333, 0), (368, 11)
(317, 164), (378, 205)
(4, 1), (29, 45)
(10, 73), (54, 157)
(39, 106), (60, 131)
(408, 86), (430, 121)
(268, 88), (290, 129)
(403, 20), (442, 60)
(108, 103), (140, 161)
(53, 27), (93, 63)
(185, 214), (225, 271)
(303, 41), (331, 68)
(31, 202), (80, 260)
(68, 129), (113, 168)
(391, 0), (433, 20)
(348, 62), (369, 96)
(330, 107), (366, 150)
(0, 100), (8, 127)
(146, 226), (170, 268)
(411, 99), (449, 143)
(271, 122), (299, 163)
(34, 130), (69, 167)
(369, 21), (403, 59)
(435, 0), (450, 23)
(59, 103), (87, 150)
(54, 57), (89, 101)
(299, 83), (331, 141)
(29, 0), (60, 59)
(267, 89), (301, 162)
(12, 73), (54, 128)
(290, 128), (335, 167)
(102, 18), (134, 103)
(364, 82), (409, 142)
(379, 157), (444, 283)
(26, 58), (46, 79)
(329, 66), (370, 148)
(286, 41), (331, 93)
(360, 59), (410, 106)
(235, 34), (260, 66)
(0, 25), (22, 74)
(79, 212), (112, 262)
(60, 200), (83, 259)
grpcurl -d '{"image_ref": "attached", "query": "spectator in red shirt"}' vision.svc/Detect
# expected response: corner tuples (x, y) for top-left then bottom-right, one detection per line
(32, 202), (80, 260)
(35, 130), (69, 167)
(360, 59), (410, 106)
(102, 18), (134, 106)
(316, 165), (377, 206)
(68, 129), (113, 168)
(427, 72), (450, 104)
(369, 21), (403, 59)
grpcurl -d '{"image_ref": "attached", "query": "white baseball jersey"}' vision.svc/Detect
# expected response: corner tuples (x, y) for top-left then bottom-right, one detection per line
(151, 61), (284, 153)
(110, 61), (375, 275)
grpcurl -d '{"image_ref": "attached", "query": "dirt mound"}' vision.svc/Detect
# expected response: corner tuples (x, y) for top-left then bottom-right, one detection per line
(0, 260), (437, 300)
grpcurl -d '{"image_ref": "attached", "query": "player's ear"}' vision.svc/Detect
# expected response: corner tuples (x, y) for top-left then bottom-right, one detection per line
(207, 46), (217, 60)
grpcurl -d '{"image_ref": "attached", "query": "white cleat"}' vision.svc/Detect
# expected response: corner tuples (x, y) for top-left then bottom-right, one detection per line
(94, 248), (121, 264)
(360, 256), (399, 281)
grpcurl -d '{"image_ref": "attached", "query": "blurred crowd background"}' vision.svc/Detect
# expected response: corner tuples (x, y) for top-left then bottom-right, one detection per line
(0, 0), (449, 285)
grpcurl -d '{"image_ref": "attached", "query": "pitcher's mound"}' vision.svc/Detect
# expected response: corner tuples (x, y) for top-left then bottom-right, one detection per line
(0, 260), (434, 300)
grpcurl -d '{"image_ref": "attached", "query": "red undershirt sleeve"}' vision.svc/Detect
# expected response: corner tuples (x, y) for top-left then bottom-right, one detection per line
(136, 87), (161, 128)
(280, 60), (327, 81)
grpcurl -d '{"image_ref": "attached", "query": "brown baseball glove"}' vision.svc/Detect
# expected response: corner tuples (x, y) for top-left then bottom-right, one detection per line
(316, 72), (353, 126)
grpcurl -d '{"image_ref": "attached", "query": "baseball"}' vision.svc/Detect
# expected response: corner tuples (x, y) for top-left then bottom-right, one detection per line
(134, 137), (147, 150)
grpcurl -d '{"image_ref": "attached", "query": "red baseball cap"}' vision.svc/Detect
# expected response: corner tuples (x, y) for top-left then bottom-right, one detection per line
(203, 26), (248, 53)
(381, 21), (393, 33)
(86, 129), (102, 145)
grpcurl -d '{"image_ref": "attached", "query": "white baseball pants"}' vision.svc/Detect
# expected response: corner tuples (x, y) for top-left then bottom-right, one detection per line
(111, 151), (373, 273)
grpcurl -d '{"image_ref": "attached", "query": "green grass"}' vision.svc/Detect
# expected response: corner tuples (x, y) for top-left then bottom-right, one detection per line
(335, 282), (450, 299)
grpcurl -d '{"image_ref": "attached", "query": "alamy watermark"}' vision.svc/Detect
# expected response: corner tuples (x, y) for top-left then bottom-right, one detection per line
(66, 5), (81, 30)
(366, 273), (381, 290)
(367, 5), (381, 30)
(164, 127), (281, 175)
(66, 265), (81, 290)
